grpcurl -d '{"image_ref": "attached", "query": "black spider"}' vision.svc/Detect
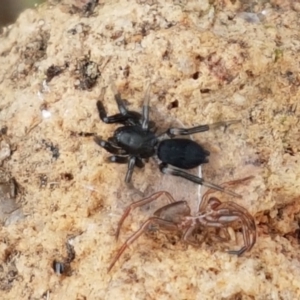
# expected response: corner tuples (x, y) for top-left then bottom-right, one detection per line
(95, 83), (241, 198)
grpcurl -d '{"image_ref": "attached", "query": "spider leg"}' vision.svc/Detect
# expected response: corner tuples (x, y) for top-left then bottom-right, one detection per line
(111, 82), (148, 125)
(200, 176), (254, 211)
(182, 225), (206, 247)
(96, 86), (133, 123)
(212, 201), (256, 241)
(135, 157), (145, 168)
(97, 83), (157, 127)
(108, 156), (128, 163)
(110, 81), (128, 116)
(125, 156), (136, 183)
(224, 203), (256, 254)
(97, 100), (142, 125)
(111, 157), (145, 168)
(97, 83), (144, 125)
(108, 217), (178, 272)
(97, 101), (127, 124)
(115, 191), (175, 240)
(214, 201), (256, 254)
(107, 155), (144, 169)
(159, 164), (242, 198)
(94, 136), (127, 155)
(215, 228), (231, 242)
(164, 120), (240, 138)
(141, 81), (151, 130)
(198, 201), (256, 256)
(225, 212), (255, 256)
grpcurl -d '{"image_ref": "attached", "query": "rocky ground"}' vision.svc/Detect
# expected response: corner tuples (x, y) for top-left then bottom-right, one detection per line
(0, 0), (300, 299)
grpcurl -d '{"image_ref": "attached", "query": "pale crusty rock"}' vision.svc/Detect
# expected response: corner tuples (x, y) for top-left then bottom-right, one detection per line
(0, 0), (300, 299)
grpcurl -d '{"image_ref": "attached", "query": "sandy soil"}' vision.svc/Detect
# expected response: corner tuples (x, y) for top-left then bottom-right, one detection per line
(0, 0), (300, 299)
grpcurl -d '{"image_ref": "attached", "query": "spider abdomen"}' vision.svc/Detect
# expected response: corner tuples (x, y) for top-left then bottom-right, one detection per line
(157, 139), (210, 169)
